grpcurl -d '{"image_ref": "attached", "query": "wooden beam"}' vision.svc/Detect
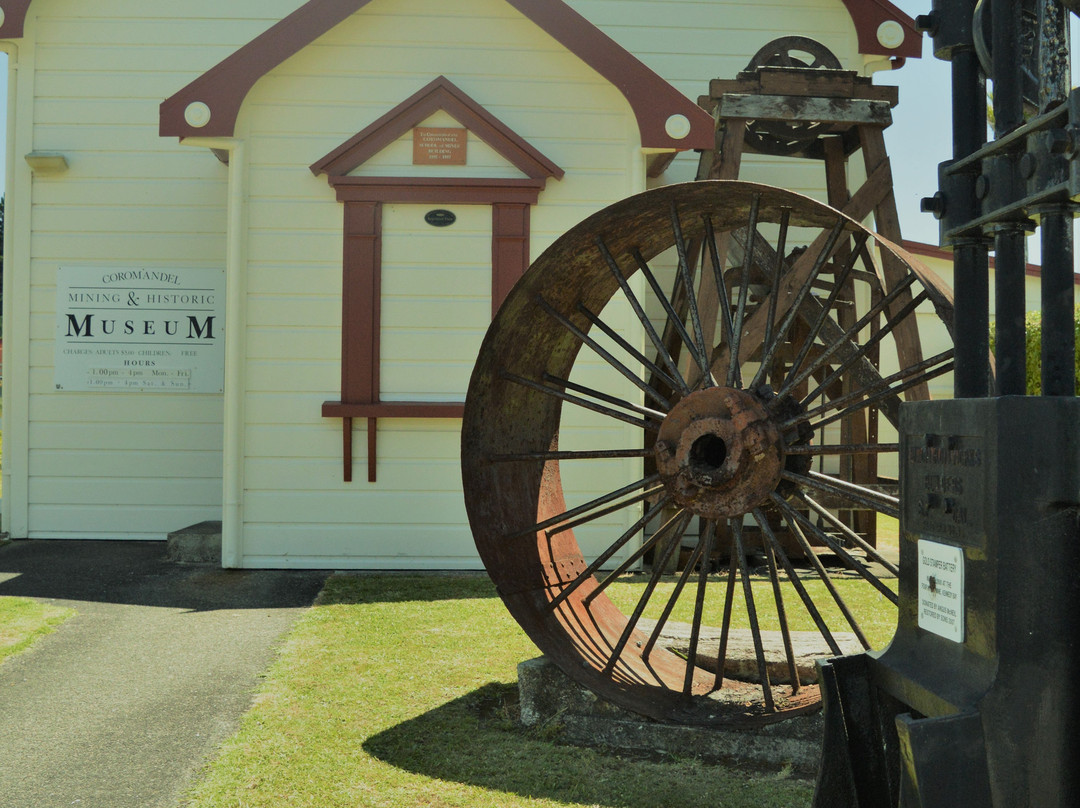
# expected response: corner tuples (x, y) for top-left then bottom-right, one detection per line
(717, 95), (893, 127)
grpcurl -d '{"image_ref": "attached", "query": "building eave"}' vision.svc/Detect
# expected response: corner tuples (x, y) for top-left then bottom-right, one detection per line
(157, 0), (715, 151)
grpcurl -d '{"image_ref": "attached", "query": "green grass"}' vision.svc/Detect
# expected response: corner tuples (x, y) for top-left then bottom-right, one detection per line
(876, 515), (900, 550)
(606, 575), (897, 651)
(181, 575), (819, 808)
(0, 596), (75, 665)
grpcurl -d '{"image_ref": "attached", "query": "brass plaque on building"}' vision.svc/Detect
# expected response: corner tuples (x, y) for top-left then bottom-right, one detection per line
(413, 127), (467, 165)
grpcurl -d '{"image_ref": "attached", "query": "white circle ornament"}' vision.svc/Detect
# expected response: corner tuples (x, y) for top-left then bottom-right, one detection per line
(877, 20), (906, 50)
(665, 114), (692, 140)
(184, 101), (212, 129)
(0, 9), (7, 28)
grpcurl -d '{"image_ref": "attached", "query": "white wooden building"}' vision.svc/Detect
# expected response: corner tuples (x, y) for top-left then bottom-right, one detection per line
(0, 0), (921, 567)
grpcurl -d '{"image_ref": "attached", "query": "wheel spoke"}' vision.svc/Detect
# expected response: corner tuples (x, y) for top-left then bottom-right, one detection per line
(670, 201), (715, 387)
(595, 236), (692, 395)
(780, 469), (900, 519)
(714, 522), (740, 688)
(753, 510), (801, 692)
(507, 474), (663, 539)
(779, 495), (899, 605)
(501, 371), (661, 431)
(491, 447), (653, 463)
(547, 484), (668, 540)
(764, 231), (867, 391)
(753, 508), (843, 656)
(547, 497), (673, 611)
(633, 247), (711, 383)
(801, 494), (900, 577)
(771, 494), (871, 650)
(642, 536), (706, 660)
(682, 520), (717, 697)
(729, 194), (763, 388)
(601, 513), (690, 674)
(731, 519), (775, 710)
(793, 355), (955, 434)
(783, 443), (900, 456)
(791, 349), (953, 425)
(586, 507), (693, 604)
(544, 373), (667, 422)
(536, 296), (673, 410)
(750, 208), (793, 390)
(577, 303), (682, 399)
(776, 271), (920, 400)
(801, 290), (930, 407)
(703, 215), (738, 356)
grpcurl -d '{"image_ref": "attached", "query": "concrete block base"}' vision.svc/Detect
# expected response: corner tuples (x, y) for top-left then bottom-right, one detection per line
(518, 656), (823, 775)
(166, 521), (222, 564)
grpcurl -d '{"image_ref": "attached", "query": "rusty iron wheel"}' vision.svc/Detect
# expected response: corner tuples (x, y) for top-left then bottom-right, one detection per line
(462, 181), (955, 726)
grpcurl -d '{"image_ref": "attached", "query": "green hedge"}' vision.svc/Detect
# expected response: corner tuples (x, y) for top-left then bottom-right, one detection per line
(990, 305), (1080, 395)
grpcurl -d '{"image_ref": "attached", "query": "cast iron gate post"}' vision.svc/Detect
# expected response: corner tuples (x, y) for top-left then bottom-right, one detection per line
(813, 1), (1080, 806)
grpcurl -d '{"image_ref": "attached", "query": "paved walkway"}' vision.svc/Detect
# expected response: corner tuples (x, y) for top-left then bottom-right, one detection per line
(0, 540), (327, 808)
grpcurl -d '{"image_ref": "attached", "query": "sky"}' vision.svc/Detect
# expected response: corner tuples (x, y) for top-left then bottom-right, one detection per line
(875, 0), (956, 249)
(0, 3), (1066, 262)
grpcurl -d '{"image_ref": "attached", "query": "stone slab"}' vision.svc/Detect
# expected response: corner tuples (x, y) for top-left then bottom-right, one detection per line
(518, 656), (823, 775)
(165, 520), (222, 564)
(638, 620), (863, 684)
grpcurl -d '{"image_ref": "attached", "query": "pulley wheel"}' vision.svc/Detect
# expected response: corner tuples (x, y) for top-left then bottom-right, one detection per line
(742, 37), (846, 156)
(462, 181), (955, 726)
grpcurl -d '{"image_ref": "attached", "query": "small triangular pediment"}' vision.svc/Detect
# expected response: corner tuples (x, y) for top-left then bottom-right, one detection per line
(310, 76), (563, 181)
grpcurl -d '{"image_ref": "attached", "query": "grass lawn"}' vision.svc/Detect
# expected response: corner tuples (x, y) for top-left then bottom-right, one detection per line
(0, 596), (75, 665)
(181, 575), (829, 808)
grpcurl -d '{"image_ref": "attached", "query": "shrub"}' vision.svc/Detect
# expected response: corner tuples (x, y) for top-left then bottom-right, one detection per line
(989, 305), (1080, 395)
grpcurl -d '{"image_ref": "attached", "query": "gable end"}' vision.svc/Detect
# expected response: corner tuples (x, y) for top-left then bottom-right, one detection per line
(310, 76), (564, 181)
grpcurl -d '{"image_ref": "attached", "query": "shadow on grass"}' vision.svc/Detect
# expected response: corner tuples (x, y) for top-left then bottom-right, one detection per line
(363, 683), (813, 808)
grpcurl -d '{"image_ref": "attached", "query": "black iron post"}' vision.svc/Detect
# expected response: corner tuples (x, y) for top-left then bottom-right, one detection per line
(1036, 0), (1076, 395)
(922, 0), (993, 397)
(951, 44), (993, 398)
(991, 0), (1032, 395)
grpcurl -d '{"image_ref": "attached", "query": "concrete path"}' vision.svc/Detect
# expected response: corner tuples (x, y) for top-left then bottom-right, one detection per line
(0, 540), (327, 808)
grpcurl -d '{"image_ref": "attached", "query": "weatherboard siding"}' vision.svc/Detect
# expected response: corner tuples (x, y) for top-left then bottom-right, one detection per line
(6, 0), (885, 560)
(235, 0), (643, 567)
(15, 3), (287, 537)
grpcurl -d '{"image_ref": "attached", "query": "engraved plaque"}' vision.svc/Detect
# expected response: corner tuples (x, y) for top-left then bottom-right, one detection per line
(917, 539), (965, 642)
(904, 433), (985, 547)
(413, 127), (467, 165)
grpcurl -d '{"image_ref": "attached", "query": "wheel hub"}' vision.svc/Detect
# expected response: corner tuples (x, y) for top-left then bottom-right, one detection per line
(654, 387), (784, 519)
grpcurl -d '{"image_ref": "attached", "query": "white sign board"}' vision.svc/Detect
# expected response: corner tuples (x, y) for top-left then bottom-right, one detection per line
(918, 539), (965, 643)
(54, 267), (225, 393)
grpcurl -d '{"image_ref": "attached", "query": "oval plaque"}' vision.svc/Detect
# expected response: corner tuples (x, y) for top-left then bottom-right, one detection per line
(425, 209), (457, 228)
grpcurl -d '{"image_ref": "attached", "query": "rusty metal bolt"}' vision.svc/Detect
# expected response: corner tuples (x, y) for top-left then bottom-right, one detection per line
(914, 13), (936, 34)
(920, 192), (946, 219)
